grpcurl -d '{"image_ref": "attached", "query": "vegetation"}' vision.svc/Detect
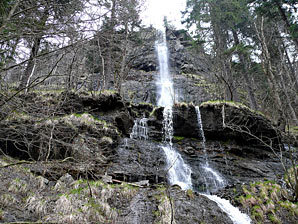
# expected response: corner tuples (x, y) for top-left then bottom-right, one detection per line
(238, 180), (298, 223)
(0, 0), (297, 223)
(183, 0), (298, 128)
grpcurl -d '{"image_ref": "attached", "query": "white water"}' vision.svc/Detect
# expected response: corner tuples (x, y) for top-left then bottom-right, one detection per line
(154, 24), (250, 224)
(156, 28), (174, 107)
(195, 106), (251, 223)
(203, 194), (251, 224)
(195, 106), (206, 151)
(202, 165), (225, 193)
(130, 118), (149, 140)
(162, 106), (174, 146)
(156, 27), (192, 190)
(162, 145), (192, 190)
(195, 105), (226, 192)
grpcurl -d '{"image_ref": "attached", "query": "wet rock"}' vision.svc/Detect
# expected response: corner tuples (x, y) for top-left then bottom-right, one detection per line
(115, 111), (134, 136)
(161, 187), (233, 224)
(58, 173), (74, 186)
(121, 189), (156, 224)
(133, 180), (150, 187)
(107, 138), (167, 184)
(183, 146), (196, 156)
(149, 102), (282, 149)
(121, 28), (216, 105)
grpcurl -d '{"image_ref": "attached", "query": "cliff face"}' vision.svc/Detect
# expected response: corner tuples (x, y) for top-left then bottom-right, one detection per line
(121, 28), (219, 105)
(0, 92), (296, 223)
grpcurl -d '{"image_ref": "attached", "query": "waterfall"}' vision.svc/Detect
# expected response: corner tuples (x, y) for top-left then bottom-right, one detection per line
(195, 106), (225, 192)
(162, 145), (192, 190)
(162, 106), (174, 146)
(130, 118), (149, 140)
(203, 194), (251, 224)
(195, 106), (207, 164)
(156, 27), (192, 190)
(156, 28), (174, 107)
(195, 106), (251, 223)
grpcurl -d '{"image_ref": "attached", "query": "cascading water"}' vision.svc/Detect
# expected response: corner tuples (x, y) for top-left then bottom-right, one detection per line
(156, 29), (174, 107)
(195, 106), (251, 223)
(203, 194), (251, 224)
(195, 106), (207, 164)
(130, 117), (149, 140)
(195, 106), (225, 192)
(156, 28), (192, 190)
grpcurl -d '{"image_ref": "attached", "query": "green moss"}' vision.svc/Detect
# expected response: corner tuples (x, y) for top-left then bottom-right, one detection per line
(173, 136), (185, 141)
(139, 102), (153, 106)
(186, 189), (194, 199)
(200, 100), (249, 109)
(153, 210), (161, 217)
(202, 100), (267, 117)
(238, 180), (298, 223)
(286, 125), (298, 135)
(174, 102), (189, 107)
(73, 113), (106, 124)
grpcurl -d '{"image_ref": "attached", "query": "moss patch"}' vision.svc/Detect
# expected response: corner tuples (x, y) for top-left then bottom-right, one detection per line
(200, 100), (265, 117)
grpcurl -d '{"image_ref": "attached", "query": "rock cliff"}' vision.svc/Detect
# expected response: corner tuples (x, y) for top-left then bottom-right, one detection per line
(0, 92), (296, 223)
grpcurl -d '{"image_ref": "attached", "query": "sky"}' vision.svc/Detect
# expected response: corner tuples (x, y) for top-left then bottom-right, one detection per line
(141, 0), (187, 29)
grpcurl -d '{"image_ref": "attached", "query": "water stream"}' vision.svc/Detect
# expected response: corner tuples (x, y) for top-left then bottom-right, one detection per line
(195, 106), (226, 192)
(154, 25), (250, 223)
(156, 28), (192, 190)
(203, 194), (252, 224)
(195, 106), (251, 223)
(130, 117), (149, 140)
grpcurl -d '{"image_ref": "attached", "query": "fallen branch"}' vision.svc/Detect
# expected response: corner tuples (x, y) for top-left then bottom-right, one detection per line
(0, 160), (34, 168)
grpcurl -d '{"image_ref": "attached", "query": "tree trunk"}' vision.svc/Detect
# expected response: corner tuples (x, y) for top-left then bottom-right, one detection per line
(18, 8), (48, 91)
(116, 23), (129, 93)
(232, 30), (258, 110)
(255, 17), (285, 129)
(105, 0), (117, 90)
(18, 37), (41, 90)
(210, 5), (237, 102)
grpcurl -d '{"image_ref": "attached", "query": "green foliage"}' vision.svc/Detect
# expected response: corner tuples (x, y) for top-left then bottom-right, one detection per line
(186, 189), (195, 199)
(173, 136), (185, 141)
(238, 180), (298, 223)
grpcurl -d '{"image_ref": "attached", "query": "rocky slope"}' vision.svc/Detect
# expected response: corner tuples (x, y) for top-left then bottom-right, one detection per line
(0, 91), (297, 223)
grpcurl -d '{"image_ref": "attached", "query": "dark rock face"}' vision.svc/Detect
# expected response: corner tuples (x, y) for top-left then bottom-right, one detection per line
(200, 102), (282, 147)
(171, 189), (233, 224)
(115, 112), (134, 137)
(144, 102), (288, 193)
(0, 114), (120, 161)
(0, 92), (129, 161)
(149, 103), (282, 148)
(107, 138), (167, 184)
